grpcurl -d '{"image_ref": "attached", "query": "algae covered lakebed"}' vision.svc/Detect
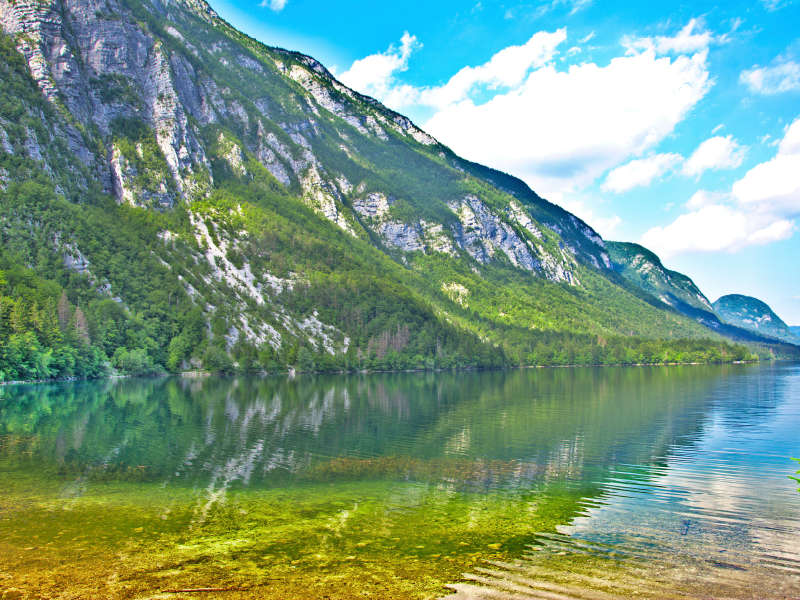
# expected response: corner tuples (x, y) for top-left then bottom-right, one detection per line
(1, 365), (800, 598)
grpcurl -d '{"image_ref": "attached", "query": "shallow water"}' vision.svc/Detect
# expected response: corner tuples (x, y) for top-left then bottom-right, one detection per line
(1, 363), (799, 599)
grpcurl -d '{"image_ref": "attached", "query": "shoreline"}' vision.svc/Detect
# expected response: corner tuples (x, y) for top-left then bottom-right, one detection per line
(0, 358), (770, 386)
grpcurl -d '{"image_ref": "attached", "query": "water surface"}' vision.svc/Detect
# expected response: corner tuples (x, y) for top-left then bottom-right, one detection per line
(1, 363), (799, 599)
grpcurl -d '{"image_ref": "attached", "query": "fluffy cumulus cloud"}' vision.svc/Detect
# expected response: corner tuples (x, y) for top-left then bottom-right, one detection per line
(740, 61), (800, 94)
(340, 22), (712, 200)
(424, 49), (709, 195)
(342, 30), (566, 111)
(640, 119), (800, 258)
(682, 135), (747, 177)
(259, 0), (287, 12)
(641, 206), (793, 257)
(685, 189), (730, 210)
(338, 33), (421, 103)
(732, 119), (800, 214)
(602, 153), (683, 193)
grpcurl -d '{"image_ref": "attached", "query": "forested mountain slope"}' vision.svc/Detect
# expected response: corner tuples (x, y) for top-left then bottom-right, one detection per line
(606, 242), (799, 348)
(714, 295), (800, 346)
(606, 242), (718, 325)
(0, 0), (752, 380)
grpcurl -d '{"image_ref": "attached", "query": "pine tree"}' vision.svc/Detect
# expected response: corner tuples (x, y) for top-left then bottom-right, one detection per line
(29, 300), (42, 335)
(41, 297), (62, 348)
(57, 291), (71, 332)
(10, 301), (27, 334)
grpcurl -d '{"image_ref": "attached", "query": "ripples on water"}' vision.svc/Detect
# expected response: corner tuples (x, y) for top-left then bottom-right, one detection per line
(449, 363), (800, 599)
(1, 363), (799, 598)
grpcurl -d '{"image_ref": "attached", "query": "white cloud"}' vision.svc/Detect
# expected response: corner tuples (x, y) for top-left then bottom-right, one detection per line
(341, 30), (565, 113)
(342, 25), (709, 200)
(640, 119), (800, 257)
(685, 189), (730, 210)
(424, 48), (710, 195)
(601, 153), (683, 193)
(740, 61), (800, 94)
(682, 135), (747, 177)
(579, 32), (596, 44)
(761, 0), (789, 11)
(259, 0), (287, 12)
(732, 118), (800, 215)
(535, 0), (594, 17)
(640, 205), (794, 258)
(624, 18), (715, 55)
(562, 0), (594, 14)
(338, 33), (421, 102)
(712, 124), (725, 134)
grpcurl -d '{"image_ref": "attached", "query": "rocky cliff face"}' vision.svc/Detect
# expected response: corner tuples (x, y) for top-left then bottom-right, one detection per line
(0, 0), (605, 278)
(1, 0), (723, 363)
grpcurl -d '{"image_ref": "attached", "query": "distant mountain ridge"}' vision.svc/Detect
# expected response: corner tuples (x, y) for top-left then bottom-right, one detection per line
(606, 242), (719, 326)
(605, 242), (800, 347)
(713, 295), (800, 346)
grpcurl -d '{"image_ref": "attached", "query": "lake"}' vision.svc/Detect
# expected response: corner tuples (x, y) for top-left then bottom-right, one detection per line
(1, 363), (799, 599)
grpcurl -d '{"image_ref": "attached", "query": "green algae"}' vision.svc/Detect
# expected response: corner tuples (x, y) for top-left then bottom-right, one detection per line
(0, 465), (587, 599)
(2, 366), (799, 599)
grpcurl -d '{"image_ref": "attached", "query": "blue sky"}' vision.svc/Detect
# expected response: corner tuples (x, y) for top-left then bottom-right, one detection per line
(210, 0), (800, 324)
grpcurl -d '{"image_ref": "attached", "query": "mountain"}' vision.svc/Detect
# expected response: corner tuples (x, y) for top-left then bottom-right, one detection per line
(606, 242), (720, 326)
(713, 295), (800, 346)
(606, 242), (800, 346)
(0, 0), (753, 381)
(791, 326), (800, 337)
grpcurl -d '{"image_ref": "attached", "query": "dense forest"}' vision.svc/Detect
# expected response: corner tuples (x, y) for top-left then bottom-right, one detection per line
(0, 174), (766, 382)
(1, 0), (795, 384)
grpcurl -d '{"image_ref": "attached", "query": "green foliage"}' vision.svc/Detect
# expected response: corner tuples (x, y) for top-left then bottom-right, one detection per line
(92, 73), (142, 107)
(113, 347), (164, 376)
(203, 345), (234, 374)
(791, 458), (800, 492)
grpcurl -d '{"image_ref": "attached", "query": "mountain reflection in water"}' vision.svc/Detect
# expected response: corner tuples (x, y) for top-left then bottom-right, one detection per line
(1, 363), (799, 599)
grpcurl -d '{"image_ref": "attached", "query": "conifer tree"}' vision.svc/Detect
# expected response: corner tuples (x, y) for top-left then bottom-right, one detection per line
(41, 297), (62, 348)
(10, 301), (27, 334)
(29, 300), (42, 335)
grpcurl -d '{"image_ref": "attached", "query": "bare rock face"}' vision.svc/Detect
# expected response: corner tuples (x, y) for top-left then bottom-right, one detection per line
(301, 166), (356, 236)
(448, 196), (540, 271)
(377, 222), (425, 252)
(0, 0), (212, 205)
(353, 193), (393, 219)
(352, 193), (428, 253)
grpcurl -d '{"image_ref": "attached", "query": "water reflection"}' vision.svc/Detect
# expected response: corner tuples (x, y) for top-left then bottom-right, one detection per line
(1, 364), (799, 598)
(1, 368), (726, 490)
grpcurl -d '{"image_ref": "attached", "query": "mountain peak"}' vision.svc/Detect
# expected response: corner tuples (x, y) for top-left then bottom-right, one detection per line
(713, 294), (800, 346)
